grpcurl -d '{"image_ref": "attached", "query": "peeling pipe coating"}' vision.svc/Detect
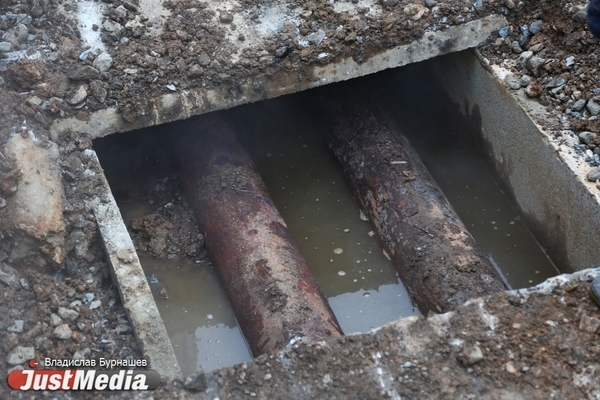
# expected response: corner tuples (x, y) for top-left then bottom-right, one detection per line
(316, 86), (507, 314)
(172, 116), (343, 357)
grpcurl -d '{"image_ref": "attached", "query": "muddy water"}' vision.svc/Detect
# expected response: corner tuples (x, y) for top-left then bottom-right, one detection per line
(110, 198), (253, 378)
(363, 64), (559, 289)
(228, 98), (419, 334)
(138, 253), (251, 376)
(94, 133), (253, 377)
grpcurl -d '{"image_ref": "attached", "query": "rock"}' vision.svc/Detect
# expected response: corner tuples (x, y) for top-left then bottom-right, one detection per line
(70, 300), (82, 309)
(527, 56), (545, 70)
(344, 32), (357, 43)
(93, 52), (113, 73)
(89, 80), (107, 103)
(529, 43), (544, 53)
(529, 20), (543, 35)
(403, 4), (428, 21)
(425, 0), (437, 6)
(579, 315), (600, 333)
(115, 324), (132, 334)
(116, 248), (134, 262)
(184, 371), (207, 391)
(188, 64), (203, 78)
(2, 24), (28, 45)
(275, 46), (288, 58)
(50, 313), (63, 326)
(572, 99), (587, 112)
(511, 41), (522, 54)
(505, 361), (518, 374)
(8, 320), (24, 333)
(198, 53), (211, 66)
(133, 25), (150, 40)
(73, 348), (91, 360)
(457, 345), (484, 366)
(4, 134), (66, 267)
(0, 41), (11, 52)
(586, 99), (600, 116)
(103, 20), (123, 34)
(219, 12), (233, 23)
(525, 81), (543, 98)
(114, 5), (127, 19)
(25, 95), (42, 108)
(67, 65), (100, 81)
(519, 75), (532, 87)
(89, 300), (101, 309)
(517, 51), (533, 66)
(508, 79), (521, 90)
(578, 131), (598, 146)
(0, 264), (20, 287)
(307, 29), (326, 45)
(84, 293), (94, 303)
(58, 307), (79, 321)
(53, 324), (72, 340)
(7, 346), (35, 365)
(175, 29), (188, 41)
(46, 97), (63, 114)
(586, 167), (600, 182)
(30, 0), (45, 17)
(565, 56), (576, 67)
(67, 85), (88, 105)
(546, 77), (566, 89)
(498, 26), (509, 38)
(8, 60), (45, 88)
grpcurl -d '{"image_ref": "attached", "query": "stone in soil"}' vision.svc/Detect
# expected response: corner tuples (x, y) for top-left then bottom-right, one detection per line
(6, 346), (35, 365)
(586, 167), (600, 182)
(53, 324), (72, 339)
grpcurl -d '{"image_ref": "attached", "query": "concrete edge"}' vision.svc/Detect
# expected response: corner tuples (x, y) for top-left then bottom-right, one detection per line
(49, 15), (507, 141)
(88, 151), (182, 382)
(367, 266), (600, 338)
(427, 50), (600, 272)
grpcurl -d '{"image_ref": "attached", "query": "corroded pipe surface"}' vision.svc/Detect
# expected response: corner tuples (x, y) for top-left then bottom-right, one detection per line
(317, 86), (507, 314)
(173, 116), (343, 356)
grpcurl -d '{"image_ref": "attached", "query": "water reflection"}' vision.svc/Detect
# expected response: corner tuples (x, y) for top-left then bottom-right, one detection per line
(228, 97), (419, 333)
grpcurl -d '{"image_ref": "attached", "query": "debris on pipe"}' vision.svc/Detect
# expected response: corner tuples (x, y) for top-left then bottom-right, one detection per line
(317, 86), (507, 314)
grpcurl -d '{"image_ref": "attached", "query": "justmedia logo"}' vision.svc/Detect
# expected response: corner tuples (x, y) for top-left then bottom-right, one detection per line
(7, 360), (161, 391)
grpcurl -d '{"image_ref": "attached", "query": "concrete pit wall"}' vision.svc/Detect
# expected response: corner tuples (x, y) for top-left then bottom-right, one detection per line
(428, 50), (600, 272)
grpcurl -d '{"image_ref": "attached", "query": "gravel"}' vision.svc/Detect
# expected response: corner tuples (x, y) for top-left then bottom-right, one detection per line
(53, 323), (72, 340)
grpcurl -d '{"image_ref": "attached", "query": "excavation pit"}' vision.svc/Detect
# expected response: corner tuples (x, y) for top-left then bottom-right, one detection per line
(91, 51), (585, 379)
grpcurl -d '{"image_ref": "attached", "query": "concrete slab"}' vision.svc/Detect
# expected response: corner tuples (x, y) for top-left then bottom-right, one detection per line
(42, 0), (507, 139)
(90, 151), (182, 382)
(4, 132), (66, 267)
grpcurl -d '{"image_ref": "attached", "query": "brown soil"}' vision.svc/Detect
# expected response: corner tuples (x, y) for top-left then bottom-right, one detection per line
(0, 0), (599, 398)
